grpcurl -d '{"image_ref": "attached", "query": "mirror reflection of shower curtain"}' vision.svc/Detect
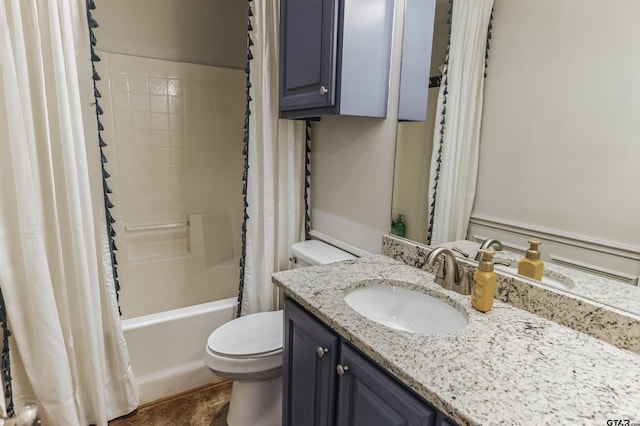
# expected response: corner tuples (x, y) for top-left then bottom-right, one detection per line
(0, 0), (138, 423)
(240, 0), (306, 315)
(428, 0), (494, 245)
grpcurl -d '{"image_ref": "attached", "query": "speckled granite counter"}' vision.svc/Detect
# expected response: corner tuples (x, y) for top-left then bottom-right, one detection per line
(382, 235), (640, 354)
(273, 255), (640, 426)
(441, 239), (640, 315)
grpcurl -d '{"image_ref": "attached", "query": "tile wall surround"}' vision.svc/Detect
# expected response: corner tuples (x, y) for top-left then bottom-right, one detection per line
(381, 235), (640, 354)
(95, 52), (245, 317)
(96, 52), (245, 228)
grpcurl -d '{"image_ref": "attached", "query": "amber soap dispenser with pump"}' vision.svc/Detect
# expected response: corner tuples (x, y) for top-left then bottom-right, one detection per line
(518, 239), (544, 281)
(471, 249), (496, 313)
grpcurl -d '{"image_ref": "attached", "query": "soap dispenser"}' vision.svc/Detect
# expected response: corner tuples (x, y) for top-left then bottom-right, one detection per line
(471, 249), (496, 313)
(390, 215), (406, 238)
(517, 239), (544, 281)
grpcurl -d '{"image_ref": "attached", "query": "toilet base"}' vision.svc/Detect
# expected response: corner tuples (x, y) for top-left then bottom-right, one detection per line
(227, 375), (282, 426)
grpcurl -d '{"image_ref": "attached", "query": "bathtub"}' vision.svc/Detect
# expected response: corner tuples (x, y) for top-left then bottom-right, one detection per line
(121, 297), (237, 404)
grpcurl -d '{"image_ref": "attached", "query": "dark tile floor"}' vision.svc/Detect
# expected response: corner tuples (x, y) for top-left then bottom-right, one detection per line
(109, 381), (232, 426)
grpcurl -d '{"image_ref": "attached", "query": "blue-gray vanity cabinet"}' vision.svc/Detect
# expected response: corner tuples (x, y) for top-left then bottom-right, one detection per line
(336, 343), (437, 425)
(283, 297), (339, 425)
(283, 297), (458, 426)
(279, 0), (394, 119)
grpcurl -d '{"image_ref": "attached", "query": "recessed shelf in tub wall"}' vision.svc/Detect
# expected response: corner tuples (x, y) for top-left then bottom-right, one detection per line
(125, 220), (190, 263)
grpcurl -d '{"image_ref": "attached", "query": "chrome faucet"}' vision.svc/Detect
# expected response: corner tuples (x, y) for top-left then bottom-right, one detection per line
(475, 238), (503, 260)
(426, 247), (472, 295)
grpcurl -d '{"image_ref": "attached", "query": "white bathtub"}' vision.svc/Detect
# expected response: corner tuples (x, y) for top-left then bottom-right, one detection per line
(121, 297), (237, 404)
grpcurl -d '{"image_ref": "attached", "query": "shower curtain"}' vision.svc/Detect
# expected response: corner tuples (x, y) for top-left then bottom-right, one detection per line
(240, 0), (306, 315)
(0, 0), (138, 424)
(428, 0), (494, 245)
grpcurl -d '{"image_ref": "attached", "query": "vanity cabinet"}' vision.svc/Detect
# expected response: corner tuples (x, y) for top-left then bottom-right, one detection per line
(279, 0), (394, 119)
(283, 297), (457, 426)
(283, 296), (339, 425)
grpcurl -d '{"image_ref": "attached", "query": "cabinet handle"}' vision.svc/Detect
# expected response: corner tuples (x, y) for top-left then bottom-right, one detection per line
(316, 347), (329, 358)
(336, 364), (349, 376)
(319, 86), (328, 95)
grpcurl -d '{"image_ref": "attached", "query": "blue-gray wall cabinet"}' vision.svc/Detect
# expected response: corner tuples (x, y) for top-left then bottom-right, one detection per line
(398, 0), (436, 121)
(279, 0), (394, 119)
(283, 297), (459, 426)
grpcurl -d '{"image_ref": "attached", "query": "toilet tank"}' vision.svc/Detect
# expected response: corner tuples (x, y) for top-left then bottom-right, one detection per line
(291, 240), (356, 268)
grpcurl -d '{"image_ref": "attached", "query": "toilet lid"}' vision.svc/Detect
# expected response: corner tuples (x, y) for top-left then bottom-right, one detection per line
(291, 240), (356, 266)
(207, 310), (283, 357)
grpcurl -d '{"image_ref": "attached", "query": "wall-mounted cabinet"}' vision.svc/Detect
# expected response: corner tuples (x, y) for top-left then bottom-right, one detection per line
(279, 0), (395, 119)
(398, 0), (436, 121)
(283, 297), (457, 425)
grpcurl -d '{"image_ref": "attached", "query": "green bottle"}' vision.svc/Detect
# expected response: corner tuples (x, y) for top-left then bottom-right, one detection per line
(390, 215), (406, 238)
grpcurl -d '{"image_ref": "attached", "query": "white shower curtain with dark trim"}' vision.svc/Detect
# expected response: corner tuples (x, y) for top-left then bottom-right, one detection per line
(428, 0), (494, 245)
(0, 0), (138, 424)
(241, 0), (306, 315)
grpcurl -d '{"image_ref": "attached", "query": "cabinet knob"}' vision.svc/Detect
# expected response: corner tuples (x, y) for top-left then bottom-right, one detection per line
(336, 364), (349, 376)
(319, 86), (328, 95)
(316, 347), (329, 358)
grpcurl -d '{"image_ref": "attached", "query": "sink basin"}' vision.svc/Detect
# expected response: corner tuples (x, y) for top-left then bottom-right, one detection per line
(344, 285), (468, 334)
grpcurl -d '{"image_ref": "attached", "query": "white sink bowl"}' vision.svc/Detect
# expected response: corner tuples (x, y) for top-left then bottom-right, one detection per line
(344, 285), (468, 334)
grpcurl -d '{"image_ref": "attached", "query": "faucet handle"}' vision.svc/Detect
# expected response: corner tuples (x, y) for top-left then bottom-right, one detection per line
(455, 267), (474, 296)
(433, 258), (446, 285)
(452, 247), (470, 258)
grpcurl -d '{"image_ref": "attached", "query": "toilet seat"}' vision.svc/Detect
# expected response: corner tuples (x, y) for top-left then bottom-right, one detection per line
(204, 310), (284, 380)
(207, 310), (283, 358)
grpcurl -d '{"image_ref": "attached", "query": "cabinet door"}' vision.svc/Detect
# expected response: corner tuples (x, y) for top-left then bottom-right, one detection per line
(283, 298), (339, 426)
(279, 0), (337, 113)
(336, 343), (437, 426)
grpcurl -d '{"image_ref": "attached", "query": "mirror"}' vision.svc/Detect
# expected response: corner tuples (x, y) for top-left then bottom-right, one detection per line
(391, 0), (640, 314)
(391, 0), (447, 244)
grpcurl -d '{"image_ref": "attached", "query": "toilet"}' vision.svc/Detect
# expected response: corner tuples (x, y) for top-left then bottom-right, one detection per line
(204, 240), (356, 426)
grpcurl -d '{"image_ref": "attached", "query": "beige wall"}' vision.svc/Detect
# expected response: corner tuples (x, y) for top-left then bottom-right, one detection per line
(311, 4), (407, 255)
(472, 0), (640, 274)
(389, 0), (448, 245)
(94, 0), (246, 69)
(312, 116), (398, 254)
(391, 87), (439, 244)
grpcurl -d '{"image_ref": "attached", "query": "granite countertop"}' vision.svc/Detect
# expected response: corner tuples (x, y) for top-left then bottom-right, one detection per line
(441, 239), (640, 315)
(272, 255), (640, 426)
(382, 236), (640, 354)
(436, 241), (640, 354)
